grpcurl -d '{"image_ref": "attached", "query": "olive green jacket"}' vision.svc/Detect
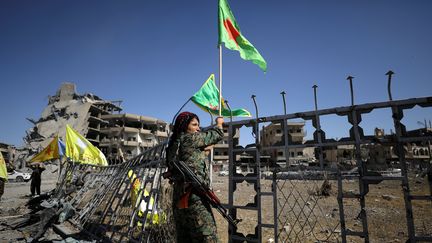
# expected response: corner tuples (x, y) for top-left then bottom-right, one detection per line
(166, 127), (223, 186)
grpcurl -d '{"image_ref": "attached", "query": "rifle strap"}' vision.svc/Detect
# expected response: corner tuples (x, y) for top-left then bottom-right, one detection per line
(177, 186), (192, 209)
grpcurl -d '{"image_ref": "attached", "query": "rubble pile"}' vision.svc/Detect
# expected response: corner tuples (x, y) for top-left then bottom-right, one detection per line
(19, 83), (122, 167)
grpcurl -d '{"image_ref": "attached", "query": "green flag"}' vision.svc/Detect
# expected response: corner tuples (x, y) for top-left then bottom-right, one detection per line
(218, 0), (267, 72)
(191, 74), (251, 117)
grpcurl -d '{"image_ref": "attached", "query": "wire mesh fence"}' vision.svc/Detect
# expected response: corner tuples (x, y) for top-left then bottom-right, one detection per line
(274, 170), (340, 242)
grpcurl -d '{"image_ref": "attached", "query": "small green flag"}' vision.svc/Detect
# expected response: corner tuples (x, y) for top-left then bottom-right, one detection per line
(191, 74), (251, 117)
(218, 0), (267, 72)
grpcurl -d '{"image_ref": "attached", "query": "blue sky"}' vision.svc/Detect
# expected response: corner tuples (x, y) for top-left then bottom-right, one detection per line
(1, 0), (431, 146)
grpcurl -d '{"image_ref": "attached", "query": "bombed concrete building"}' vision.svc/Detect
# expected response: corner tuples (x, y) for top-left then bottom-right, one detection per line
(213, 126), (240, 171)
(0, 142), (16, 171)
(22, 83), (169, 165)
(99, 114), (169, 163)
(260, 121), (312, 164)
(24, 83), (121, 151)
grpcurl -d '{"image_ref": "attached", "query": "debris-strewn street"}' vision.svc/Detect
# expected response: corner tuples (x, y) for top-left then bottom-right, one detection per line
(211, 173), (432, 243)
(0, 166), (59, 242)
(1, 165), (431, 242)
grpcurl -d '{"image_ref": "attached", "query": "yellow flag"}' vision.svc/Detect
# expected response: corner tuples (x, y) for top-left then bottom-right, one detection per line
(30, 136), (60, 162)
(0, 152), (7, 180)
(65, 124), (108, 166)
(127, 170), (162, 225)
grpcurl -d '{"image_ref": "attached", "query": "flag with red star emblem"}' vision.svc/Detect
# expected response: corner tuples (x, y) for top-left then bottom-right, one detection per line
(219, 0), (267, 72)
(30, 135), (62, 163)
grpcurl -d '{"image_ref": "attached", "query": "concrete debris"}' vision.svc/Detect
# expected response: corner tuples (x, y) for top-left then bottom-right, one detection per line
(53, 236), (96, 243)
(382, 194), (398, 201)
(52, 222), (81, 240)
(319, 179), (332, 196)
(58, 202), (75, 223)
(283, 224), (291, 232)
(40, 198), (59, 209)
(39, 227), (63, 241)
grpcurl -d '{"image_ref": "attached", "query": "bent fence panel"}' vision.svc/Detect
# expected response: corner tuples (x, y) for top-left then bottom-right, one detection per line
(53, 143), (175, 242)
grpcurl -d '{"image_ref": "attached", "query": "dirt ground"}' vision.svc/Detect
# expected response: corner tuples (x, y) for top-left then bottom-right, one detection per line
(211, 173), (431, 243)
(1, 169), (430, 242)
(0, 167), (59, 242)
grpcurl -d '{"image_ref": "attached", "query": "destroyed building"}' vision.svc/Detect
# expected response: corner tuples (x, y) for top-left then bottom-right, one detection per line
(0, 142), (16, 171)
(259, 121), (432, 169)
(99, 114), (169, 163)
(212, 127), (239, 171)
(22, 83), (169, 165)
(260, 121), (312, 164)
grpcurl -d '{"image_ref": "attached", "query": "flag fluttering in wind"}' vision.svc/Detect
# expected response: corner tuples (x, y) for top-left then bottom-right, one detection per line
(29, 135), (65, 163)
(65, 124), (108, 166)
(191, 74), (251, 117)
(218, 0), (267, 72)
(0, 152), (7, 181)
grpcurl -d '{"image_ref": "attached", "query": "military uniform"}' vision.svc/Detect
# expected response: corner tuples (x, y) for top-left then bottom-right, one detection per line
(167, 126), (223, 243)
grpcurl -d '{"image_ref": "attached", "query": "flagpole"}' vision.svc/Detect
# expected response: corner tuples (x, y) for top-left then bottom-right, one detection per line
(218, 44), (223, 117)
(209, 109), (214, 186)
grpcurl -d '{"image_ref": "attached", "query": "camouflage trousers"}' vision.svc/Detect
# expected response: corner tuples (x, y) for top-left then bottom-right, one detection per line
(173, 193), (218, 243)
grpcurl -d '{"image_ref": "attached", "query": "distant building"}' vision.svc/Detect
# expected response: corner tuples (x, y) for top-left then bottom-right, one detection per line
(385, 127), (431, 168)
(213, 127), (229, 165)
(212, 126), (240, 171)
(99, 113), (169, 162)
(260, 121), (311, 164)
(306, 127), (432, 169)
(0, 142), (16, 171)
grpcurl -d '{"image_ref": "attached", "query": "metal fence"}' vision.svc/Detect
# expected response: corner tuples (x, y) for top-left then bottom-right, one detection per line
(53, 143), (175, 242)
(49, 95), (431, 242)
(225, 95), (432, 243)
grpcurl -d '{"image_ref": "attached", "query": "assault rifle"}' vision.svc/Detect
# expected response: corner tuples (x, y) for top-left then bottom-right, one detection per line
(164, 160), (240, 228)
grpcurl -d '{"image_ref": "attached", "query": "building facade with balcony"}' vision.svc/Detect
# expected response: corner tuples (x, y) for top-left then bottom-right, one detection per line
(99, 114), (169, 163)
(212, 126), (240, 171)
(260, 121), (310, 164)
